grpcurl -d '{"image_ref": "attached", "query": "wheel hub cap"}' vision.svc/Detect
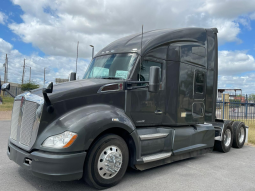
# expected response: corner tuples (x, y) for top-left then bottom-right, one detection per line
(98, 146), (122, 179)
(238, 127), (245, 144)
(224, 129), (231, 147)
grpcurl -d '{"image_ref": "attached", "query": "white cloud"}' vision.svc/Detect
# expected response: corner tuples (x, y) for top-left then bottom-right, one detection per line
(218, 50), (255, 76)
(0, 12), (7, 25)
(198, 0), (255, 19)
(218, 74), (255, 94)
(8, 0), (255, 58)
(250, 12), (255, 20)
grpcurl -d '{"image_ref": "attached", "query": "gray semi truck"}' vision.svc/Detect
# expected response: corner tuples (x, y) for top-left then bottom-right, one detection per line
(2, 28), (247, 189)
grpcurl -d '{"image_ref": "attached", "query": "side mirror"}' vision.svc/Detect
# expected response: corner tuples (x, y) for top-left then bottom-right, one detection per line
(148, 66), (160, 93)
(70, 72), (76, 81)
(1, 83), (10, 91)
(43, 82), (53, 94)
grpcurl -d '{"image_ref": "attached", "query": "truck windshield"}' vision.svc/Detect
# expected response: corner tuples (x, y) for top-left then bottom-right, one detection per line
(83, 53), (137, 80)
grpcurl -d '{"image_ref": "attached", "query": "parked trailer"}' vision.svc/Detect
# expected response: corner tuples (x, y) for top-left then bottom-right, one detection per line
(2, 28), (248, 189)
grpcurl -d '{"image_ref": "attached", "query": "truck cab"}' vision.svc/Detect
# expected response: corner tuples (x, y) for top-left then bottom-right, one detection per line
(2, 28), (247, 189)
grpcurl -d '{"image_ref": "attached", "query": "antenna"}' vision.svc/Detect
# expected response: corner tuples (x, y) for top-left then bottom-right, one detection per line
(139, 25), (143, 81)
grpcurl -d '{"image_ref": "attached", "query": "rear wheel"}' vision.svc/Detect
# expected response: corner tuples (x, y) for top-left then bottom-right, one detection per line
(214, 123), (233, 153)
(232, 121), (246, 148)
(84, 134), (129, 189)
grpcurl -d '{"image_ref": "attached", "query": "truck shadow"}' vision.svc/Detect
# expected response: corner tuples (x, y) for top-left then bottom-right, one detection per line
(16, 153), (216, 191)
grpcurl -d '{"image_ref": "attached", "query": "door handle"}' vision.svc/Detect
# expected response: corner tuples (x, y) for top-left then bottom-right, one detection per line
(155, 110), (163, 114)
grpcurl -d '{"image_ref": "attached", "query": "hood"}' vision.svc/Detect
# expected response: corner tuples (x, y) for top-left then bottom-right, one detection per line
(31, 79), (125, 103)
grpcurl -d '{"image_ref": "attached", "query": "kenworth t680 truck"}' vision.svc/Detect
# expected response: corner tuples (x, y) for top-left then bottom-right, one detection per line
(2, 28), (247, 189)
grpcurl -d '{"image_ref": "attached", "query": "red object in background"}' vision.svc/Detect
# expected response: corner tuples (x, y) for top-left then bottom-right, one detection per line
(234, 96), (245, 103)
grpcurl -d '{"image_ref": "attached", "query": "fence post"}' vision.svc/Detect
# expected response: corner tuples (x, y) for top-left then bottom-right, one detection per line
(245, 94), (248, 119)
(223, 94), (225, 119)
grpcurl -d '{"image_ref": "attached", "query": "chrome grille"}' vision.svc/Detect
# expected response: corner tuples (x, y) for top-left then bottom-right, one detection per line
(10, 101), (21, 140)
(9, 92), (44, 150)
(20, 102), (38, 146)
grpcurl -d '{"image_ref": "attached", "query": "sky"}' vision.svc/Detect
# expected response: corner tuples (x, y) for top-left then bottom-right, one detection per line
(0, 0), (255, 93)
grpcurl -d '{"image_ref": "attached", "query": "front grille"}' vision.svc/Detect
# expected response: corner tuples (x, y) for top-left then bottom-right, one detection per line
(20, 102), (38, 146)
(9, 93), (44, 150)
(10, 101), (21, 140)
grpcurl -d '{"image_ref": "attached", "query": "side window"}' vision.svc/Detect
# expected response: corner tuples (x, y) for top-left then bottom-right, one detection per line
(180, 45), (206, 67)
(137, 60), (162, 81)
(194, 70), (205, 99)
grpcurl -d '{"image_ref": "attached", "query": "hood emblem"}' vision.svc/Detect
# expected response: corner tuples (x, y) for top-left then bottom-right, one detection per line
(20, 96), (25, 108)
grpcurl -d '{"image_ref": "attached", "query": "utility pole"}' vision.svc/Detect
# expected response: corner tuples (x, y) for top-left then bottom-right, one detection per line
(3, 54), (8, 83)
(6, 54), (8, 83)
(44, 68), (46, 84)
(76, 41), (79, 74)
(22, 59), (25, 84)
(4, 58), (6, 83)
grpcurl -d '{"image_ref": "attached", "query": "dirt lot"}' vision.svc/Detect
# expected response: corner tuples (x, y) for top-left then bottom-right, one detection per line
(0, 111), (12, 120)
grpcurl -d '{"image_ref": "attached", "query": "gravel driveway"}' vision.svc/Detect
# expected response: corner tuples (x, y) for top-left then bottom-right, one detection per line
(1, 120), (255, 191)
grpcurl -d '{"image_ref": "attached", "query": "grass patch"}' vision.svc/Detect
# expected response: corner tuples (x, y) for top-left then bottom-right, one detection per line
(0, 96), (14, 111)
(248, 124), (255, 145)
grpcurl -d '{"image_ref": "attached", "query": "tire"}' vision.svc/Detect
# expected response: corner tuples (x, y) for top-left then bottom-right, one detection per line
(232, 121), (246, 148)
(224, 120), (234, 126)
(214, 122), (233, 153)
(84, 134), (129, 189)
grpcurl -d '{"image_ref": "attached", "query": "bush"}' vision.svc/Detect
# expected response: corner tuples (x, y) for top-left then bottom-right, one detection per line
(21, 82), (39, 91)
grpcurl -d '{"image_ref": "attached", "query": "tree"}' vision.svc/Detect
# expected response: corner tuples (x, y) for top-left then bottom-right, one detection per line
(248, 94), (255, 102)
(21, 81), (40, 91)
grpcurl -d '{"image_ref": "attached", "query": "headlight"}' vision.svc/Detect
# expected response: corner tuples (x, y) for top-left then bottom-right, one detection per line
(42, 131), (78, 149)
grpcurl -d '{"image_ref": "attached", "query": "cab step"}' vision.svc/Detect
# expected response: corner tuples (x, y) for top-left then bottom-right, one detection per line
(142, 152), (172, 163)
(139, 133), (169, 140)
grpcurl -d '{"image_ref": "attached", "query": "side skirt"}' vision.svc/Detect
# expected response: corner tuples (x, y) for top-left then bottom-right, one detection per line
(134, 147), (213, 171)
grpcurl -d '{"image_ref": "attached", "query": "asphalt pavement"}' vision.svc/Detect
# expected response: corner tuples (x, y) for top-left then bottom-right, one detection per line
(1, 120), (255, 191)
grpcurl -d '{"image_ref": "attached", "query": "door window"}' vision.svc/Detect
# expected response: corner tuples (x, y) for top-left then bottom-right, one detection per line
(194, 70), (205, 99)
(137, 60), (162, 81)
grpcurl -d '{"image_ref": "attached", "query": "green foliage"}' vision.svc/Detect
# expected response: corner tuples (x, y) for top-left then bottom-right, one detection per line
(21, 82), (40, 91)
(248, 94), (255, 102)
(0, 96), (14, 111)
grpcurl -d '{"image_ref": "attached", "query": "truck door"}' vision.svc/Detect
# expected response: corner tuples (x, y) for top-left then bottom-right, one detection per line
(128, 58), (165, 126)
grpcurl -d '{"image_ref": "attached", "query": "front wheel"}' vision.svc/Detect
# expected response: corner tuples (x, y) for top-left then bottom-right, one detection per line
(84, 134), (129, 189)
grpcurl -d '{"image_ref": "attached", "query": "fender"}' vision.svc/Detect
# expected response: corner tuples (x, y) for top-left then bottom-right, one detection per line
(34, 104), (140, 157)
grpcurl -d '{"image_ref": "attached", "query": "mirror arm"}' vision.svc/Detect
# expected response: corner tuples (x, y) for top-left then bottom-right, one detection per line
(126, 81), (149, 90)
(43, 93), (54, 113)
(5, 90), (15, 98)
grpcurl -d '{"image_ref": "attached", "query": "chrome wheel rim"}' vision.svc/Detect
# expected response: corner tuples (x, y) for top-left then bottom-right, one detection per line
(239, 126), (245, 144)
(97, 145), (122, 179)
(224, 129), (231, 147)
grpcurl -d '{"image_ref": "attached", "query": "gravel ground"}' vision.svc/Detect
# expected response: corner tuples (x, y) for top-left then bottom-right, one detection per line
(1, 120), (255, 191)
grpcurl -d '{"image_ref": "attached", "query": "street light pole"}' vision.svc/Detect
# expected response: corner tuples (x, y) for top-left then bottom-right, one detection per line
(90, 45), (94, 58)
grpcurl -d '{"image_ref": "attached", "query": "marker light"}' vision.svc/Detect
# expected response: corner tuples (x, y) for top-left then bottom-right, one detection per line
(42, 131), (78, 149)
